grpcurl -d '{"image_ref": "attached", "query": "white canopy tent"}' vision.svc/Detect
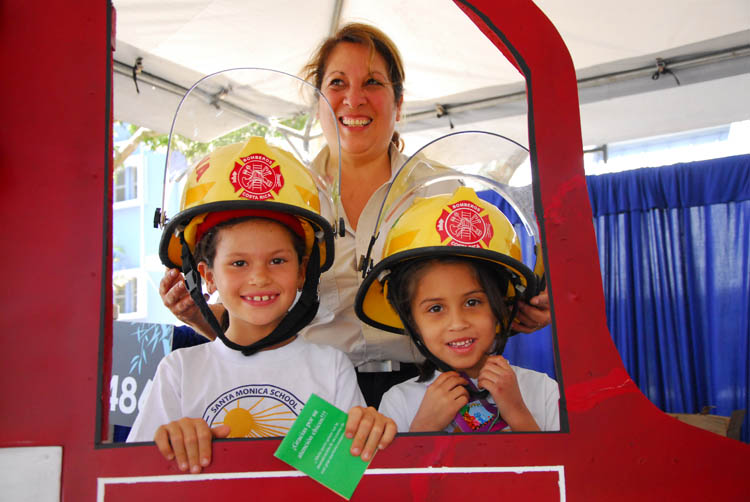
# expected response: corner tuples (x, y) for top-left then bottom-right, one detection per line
(112, 0), (750, 153)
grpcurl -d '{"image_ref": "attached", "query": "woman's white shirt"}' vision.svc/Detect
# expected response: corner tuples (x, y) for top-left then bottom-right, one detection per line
(300, 144), (419, 367)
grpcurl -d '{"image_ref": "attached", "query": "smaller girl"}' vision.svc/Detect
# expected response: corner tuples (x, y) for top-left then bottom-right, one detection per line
(355, 186), (559, 433)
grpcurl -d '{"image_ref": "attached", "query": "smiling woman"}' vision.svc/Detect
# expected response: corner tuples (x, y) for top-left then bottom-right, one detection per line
(315, 41), (402, 201)
(303, 25), (405, 213)
(302, 23), (405, 165)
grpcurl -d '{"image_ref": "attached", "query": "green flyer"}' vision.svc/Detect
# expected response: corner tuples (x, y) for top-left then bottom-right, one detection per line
(274, 394), (372, 499)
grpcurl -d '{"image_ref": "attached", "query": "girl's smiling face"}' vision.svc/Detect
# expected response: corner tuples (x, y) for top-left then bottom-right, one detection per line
(198, 219), (306, 347)
(318, 41), (402, 161)
(410, 261), (498, 378)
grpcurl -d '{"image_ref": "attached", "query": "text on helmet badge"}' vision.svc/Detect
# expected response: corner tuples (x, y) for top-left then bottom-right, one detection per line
(436, 200), (494, 248)
(230, 153), (285, 201)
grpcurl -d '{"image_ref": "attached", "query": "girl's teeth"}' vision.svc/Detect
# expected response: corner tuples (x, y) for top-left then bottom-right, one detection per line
(448, 339), (473, 348)
(251, 295), (273, 301)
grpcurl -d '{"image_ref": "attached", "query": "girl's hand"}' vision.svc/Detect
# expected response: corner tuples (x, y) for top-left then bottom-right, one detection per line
(409, 371), (469, 432)
(345, 407), (397, 461)
(478, 356), (539, 431)
(154, 417), (231, 473)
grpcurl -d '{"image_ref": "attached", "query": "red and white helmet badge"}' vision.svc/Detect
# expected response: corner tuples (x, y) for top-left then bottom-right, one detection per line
(436, 200), (493, 248)
(230, 153), (284, 200)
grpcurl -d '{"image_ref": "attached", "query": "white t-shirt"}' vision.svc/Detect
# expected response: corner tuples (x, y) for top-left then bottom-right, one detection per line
(379, 366), (560, 433)
(127, 337), (365, 442)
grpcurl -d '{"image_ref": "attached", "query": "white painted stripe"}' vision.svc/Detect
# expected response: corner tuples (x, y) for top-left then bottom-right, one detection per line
(98, 465), (565, 502)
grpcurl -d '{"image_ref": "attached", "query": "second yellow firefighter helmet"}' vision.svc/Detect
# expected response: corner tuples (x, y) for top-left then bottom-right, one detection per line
(355, 185), (539, 333)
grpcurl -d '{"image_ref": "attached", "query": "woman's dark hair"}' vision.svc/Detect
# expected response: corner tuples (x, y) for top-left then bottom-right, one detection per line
(301, 22), (405, 151)
(193, 216), (307, 330)
(385, 256), (511, 381)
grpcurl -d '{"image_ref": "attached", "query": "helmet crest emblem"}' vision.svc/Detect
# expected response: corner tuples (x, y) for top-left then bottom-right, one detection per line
(230, 153), (284, 200)
(436, 200), (493, 248)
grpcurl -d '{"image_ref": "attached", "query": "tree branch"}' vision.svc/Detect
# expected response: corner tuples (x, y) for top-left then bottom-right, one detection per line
(113, 127), (160, 171)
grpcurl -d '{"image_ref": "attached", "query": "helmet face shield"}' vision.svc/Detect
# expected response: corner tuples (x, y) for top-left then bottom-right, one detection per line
(371, 131), (541, 272)
(157, 68), (342, 249)
(356, 131), (545, 334)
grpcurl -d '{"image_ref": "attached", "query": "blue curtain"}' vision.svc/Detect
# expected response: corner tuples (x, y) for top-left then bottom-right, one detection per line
(489, 154), (750, 442)
(588, 154), (750, 442)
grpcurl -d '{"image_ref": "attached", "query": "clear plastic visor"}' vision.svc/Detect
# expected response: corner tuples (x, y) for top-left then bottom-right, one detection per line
(367, 130), (541, 276)
(156, 68), (342, 233)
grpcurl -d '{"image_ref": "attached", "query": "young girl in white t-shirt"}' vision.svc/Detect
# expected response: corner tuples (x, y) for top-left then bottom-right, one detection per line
(129, 137), (395, 472)
(355, 186), (559, 433)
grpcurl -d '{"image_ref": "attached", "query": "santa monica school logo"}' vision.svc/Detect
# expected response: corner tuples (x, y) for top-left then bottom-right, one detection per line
(436, 200), (493, 248)
(203, 384), (303, 438)
(229, 153), (284, 200)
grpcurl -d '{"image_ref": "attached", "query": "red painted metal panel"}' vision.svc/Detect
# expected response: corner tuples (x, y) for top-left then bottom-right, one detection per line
(0, 2), (107, 443)
(0, 0), (747, 500)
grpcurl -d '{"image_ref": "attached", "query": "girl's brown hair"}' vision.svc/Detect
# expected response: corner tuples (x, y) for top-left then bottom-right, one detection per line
(302, 22), (405, 151)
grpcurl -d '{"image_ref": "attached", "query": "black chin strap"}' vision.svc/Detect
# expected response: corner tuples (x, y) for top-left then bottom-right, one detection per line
(180, 233), (225, 342)
(179, 232), (321, 356)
